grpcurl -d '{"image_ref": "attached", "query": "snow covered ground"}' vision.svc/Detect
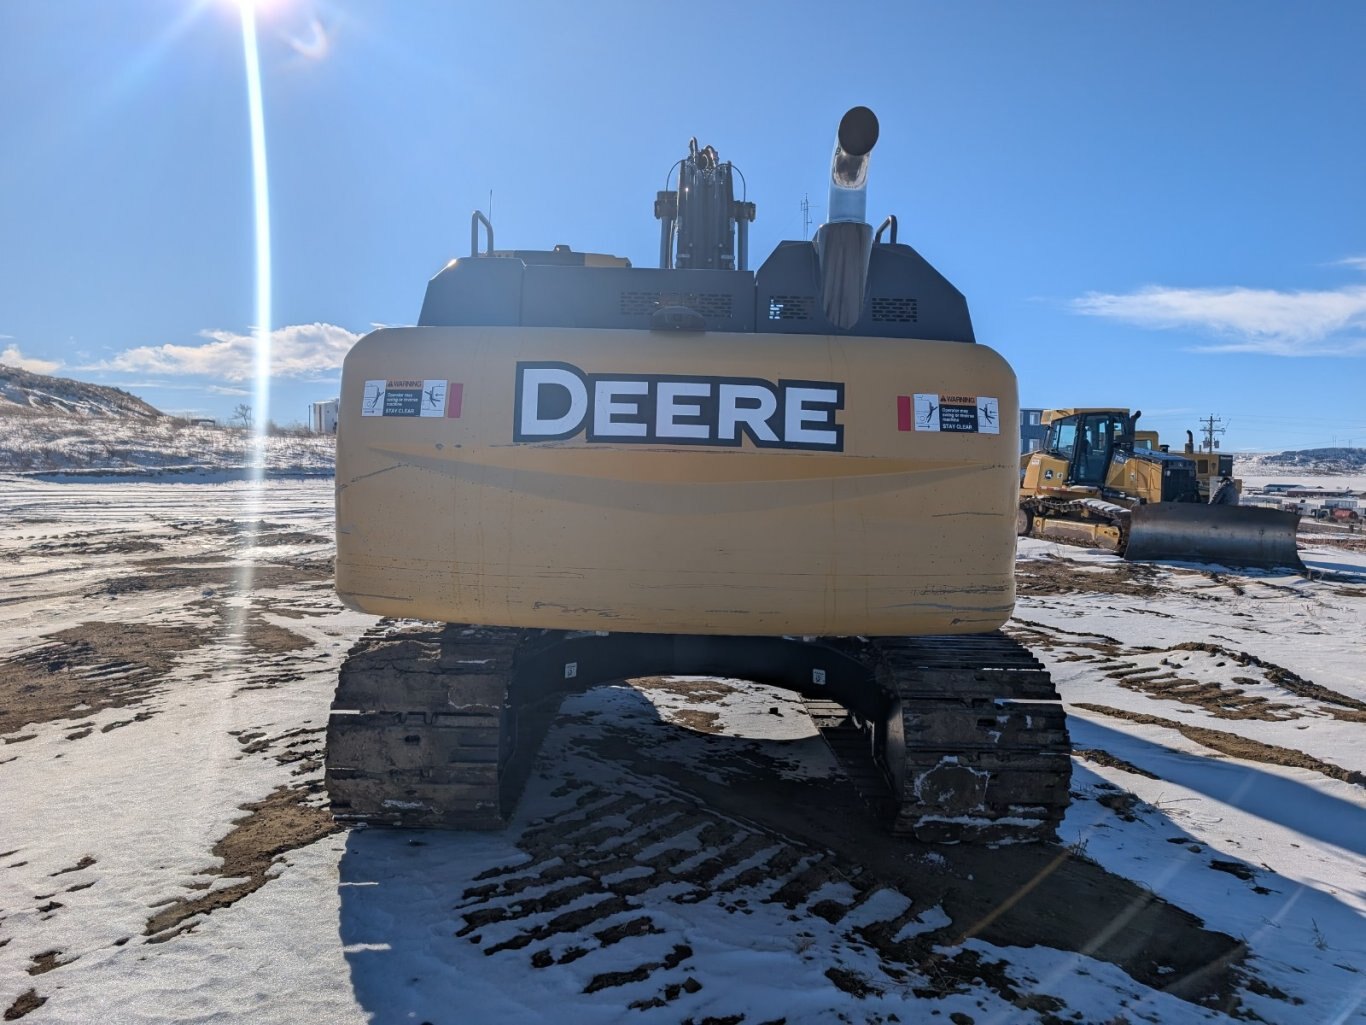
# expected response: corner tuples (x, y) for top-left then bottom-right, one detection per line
(1, 476), (1363, 1024)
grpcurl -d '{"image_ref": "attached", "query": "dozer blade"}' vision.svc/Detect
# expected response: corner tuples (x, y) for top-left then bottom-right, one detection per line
(1125, 504), (1305, 572)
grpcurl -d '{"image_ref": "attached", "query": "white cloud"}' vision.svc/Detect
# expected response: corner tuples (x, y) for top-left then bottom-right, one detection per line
(1069, 284), (1366, 356)
(1, 344), (64, 374)
(282, 16), (330, 60)
(97, 322), (361, 381)
(1334, 255), (1366, 272)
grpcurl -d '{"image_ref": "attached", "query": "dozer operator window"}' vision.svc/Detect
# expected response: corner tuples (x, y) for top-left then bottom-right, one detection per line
(1046, 421), (1077, 461)
(1071, 414), (1123, 486)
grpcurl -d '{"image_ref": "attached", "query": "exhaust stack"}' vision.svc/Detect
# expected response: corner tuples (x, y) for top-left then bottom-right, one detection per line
(827, 106), (880, 223)
(816, 106), (880, 329)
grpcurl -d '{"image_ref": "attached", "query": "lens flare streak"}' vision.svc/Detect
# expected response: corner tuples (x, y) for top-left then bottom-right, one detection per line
(241, 3), (272, 459)
(236, 2), (272, 629)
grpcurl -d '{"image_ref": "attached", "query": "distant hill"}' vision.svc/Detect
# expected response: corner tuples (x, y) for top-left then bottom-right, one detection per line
(1237, 448), (1366, 476)
(1263, 448), (1366, 473)
(0, 363), (162, 419)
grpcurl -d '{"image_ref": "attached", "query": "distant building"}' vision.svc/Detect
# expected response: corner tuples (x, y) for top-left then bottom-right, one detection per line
(1285, 487), (1355, 499)
(1020, 408), (1046, 454)
(309, 398), (340, 434)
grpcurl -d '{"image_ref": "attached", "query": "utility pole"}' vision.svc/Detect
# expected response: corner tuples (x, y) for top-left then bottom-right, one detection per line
(801, 194), (812, 239)
(1199, 414), (1226, 453)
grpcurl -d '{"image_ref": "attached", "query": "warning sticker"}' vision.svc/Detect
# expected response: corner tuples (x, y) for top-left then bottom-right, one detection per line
(910, 393), (1000, 435)
(362, 379), (463, 418)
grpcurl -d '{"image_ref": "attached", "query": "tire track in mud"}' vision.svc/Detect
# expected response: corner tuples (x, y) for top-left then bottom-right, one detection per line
(1009, 618), (1366, 724)
(459, 770), (1006, 1014)
(0, 608), (331, 740)
(1074, 703), (1366, 788)
(1016, 555), (1164, 599)
(0, 622), (207, 736)
(441, 692), (1254, 1018)
(143, 782), (339, 942)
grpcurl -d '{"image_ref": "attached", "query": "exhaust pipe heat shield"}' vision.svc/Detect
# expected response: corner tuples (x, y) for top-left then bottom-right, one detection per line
(817, 106), (881, 330)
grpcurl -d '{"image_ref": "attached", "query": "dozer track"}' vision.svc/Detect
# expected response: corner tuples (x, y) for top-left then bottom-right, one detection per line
(326, 624), (1071, 844)
(1020, 496), (1130, 554)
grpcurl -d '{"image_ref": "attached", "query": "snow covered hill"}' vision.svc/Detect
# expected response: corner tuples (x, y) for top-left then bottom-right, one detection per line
(0, 365), (333, 475)
(1236, 449), (1366, 477)
(0, 412), (334, 476)
(0, 363), (162, 419)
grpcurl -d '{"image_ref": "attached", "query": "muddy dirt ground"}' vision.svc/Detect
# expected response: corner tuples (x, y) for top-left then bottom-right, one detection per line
(1, 479), (1363, 1024)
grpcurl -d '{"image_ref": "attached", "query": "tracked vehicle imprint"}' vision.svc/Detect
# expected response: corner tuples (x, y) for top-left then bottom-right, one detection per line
(325, 106), (1072, 844)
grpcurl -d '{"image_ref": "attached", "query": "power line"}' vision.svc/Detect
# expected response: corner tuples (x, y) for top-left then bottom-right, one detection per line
(1197, 413), (1226, 452)
(1219, 413), (1366, 427)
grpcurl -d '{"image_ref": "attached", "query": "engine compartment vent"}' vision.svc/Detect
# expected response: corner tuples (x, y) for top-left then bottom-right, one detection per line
(619, 291), (734, 318)
(871, 296), (918, 323)
(767, 295), (813, 321)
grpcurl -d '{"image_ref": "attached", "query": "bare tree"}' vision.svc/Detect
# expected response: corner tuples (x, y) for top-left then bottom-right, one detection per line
(231, 403), (254, 430)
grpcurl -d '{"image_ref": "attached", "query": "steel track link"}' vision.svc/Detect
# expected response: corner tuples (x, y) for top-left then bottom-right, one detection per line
(874, 632), (1070, 843)
(325, 623), (533, 830)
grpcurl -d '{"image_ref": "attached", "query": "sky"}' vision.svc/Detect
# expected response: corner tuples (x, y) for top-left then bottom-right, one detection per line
(1, 0), (1364, 450)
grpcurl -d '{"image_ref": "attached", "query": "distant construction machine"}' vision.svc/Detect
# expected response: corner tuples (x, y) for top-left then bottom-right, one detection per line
(1132, 428), (1240, 501)
(1018, 408), (1304, 570)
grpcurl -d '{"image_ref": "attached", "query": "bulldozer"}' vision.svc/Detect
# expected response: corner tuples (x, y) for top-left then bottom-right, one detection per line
(324, 108), (1071, 845)
(1018, 408), (1304, 570)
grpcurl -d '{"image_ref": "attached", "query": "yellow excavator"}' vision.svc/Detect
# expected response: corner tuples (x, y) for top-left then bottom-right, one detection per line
(324, 108), (1071, 845)
(1019, 408), (1304, 570)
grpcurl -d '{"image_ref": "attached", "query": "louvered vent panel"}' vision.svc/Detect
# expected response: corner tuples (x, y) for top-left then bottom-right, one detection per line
(619, 291), (734, 318)
(871, 297), (918, 323)
(767, 295), (813, 321)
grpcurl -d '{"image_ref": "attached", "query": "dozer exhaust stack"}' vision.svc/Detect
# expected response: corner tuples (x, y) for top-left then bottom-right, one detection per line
(1124, 504), (1306, 572)
(816, 106), (880, 329)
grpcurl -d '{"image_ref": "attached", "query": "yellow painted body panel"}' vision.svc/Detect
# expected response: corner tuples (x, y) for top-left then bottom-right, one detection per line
(1020, 447), (1163, 502)
(336, 326), (1021, 637)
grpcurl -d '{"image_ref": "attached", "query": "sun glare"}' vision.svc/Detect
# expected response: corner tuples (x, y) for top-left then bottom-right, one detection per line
(230, 0), (273, 638)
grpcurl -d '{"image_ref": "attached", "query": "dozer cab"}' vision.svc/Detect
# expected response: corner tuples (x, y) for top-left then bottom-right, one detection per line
(1019, 408), (1304, 570)
(325, 108), (1071, 845)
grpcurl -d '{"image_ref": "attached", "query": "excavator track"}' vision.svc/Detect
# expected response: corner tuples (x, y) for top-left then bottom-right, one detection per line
(326, 624), (539, 830)
(327, 625), (1070, 843)
(807, 634), (1069, 843)
(871, 633), (1070, 843)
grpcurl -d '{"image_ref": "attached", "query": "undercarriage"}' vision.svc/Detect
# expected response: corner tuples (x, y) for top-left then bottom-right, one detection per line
(325, 624), (1071, 845)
